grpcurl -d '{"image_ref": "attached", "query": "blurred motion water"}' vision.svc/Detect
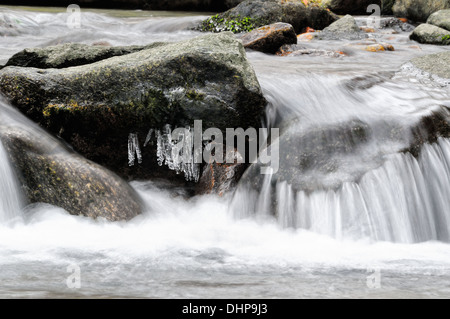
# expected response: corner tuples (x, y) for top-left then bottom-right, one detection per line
(0, 5), (450, 298)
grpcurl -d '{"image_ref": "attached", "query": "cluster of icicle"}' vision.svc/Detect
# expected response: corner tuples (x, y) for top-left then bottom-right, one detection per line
(128, 125), (201, 182)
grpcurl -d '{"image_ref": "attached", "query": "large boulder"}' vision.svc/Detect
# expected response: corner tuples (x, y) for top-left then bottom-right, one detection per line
(409, 23), (450, 45)
(240, 22), (297, 54)
(199, 0), (338, 34)
(0, 122), (143, 221)
(2, 43), (165, 69)
(393, 0), (450, 22)
(322, 0), (394, 15)
(0, 33), (267, 181)
(427, 9), (450, 31)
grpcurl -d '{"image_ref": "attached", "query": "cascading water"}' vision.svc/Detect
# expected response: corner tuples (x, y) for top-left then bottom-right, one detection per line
(231, 67), (450, 244)
(0, 140), (23, 224)
(0, 6), (450, 298)
(232, 138), (450, 243)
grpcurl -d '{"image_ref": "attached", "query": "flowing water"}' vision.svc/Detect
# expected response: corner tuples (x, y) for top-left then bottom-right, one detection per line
(0, 6), (450, 298)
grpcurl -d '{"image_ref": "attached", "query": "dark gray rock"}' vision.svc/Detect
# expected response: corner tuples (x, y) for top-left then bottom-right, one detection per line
(323, 0), (381, 15)
(393, 0), (450, 22)
(0, 125), (143, 221)
(382, 0), (395, 15)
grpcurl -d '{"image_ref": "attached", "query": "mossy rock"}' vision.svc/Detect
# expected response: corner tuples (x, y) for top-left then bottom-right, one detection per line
(198, 0), (338, 34)
(0, 32), (266, 181)
(410, 24), (450, 45)
(3, 42), (166, 69)
(0, 125), (143, 221)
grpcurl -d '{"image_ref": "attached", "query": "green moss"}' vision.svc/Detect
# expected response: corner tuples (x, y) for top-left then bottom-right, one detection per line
(443, 35), (450, 44)
(186, 89), (205, 101)
(197, 14), (263, 33)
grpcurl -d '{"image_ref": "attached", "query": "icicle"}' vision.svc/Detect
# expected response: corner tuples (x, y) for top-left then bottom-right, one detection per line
(144, 129), (154, 147)
(128, 133), (142, 166)
(154, 125), (201, 182)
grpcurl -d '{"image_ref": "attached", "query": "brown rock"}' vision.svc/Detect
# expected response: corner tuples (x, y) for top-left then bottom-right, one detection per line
(241, 22), (297, 54)
(197, 147), (247, 196)
(365, 43), (395, 52)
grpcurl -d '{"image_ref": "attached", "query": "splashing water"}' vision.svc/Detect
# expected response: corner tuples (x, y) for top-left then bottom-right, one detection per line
(0, 141), (23, 224)
(232, 138), (450, 243)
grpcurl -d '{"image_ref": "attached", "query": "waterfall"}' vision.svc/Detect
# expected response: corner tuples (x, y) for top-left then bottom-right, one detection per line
(231, 138), (450, 243)
(0, 140), (23, 224)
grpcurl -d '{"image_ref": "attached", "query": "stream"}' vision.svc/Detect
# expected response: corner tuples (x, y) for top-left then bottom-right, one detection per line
(0, 5), (450, 298)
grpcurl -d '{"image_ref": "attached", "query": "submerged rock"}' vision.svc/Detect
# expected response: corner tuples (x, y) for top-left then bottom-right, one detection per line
(276, 44), (346, 58)
(410, 23), (450, 45)
(407, 51), (450, 80)
(427, 9), (450, 31)
(238, 120), (371, 194)
(240, 22), (297, 54)
(0, 125), (143, 221)
(0, 32), (266, 181)
(3, 42), (165, 69)
(233, 105), (450, 221)
(200, 0), (338, 34)
(365, 43), (395, 52)
(407, 107), (450, 156)
(393, 0), (450, 22)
